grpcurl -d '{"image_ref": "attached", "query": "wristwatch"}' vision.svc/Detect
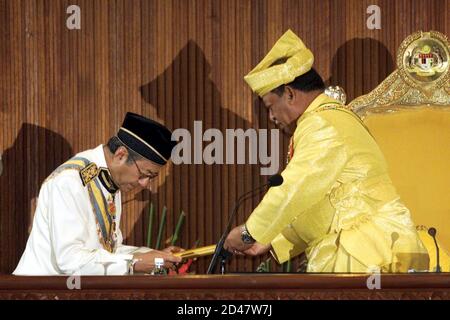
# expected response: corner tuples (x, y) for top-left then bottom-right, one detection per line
(241, 225), (256, 244)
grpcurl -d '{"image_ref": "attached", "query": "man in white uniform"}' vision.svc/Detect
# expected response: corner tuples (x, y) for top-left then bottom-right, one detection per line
(14, 112), (182, 275)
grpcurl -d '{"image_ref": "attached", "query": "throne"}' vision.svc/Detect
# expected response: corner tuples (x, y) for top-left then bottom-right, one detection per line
(347, 31), (450, 272)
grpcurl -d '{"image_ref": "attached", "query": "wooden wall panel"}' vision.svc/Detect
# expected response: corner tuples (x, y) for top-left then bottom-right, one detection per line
(0, 0), (449, 274)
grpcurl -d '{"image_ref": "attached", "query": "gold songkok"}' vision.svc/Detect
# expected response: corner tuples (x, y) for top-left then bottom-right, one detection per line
(244, 29), (314, 97)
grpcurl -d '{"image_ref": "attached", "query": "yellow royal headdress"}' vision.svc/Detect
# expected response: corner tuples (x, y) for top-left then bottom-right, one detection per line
(244, 29), (314, 97)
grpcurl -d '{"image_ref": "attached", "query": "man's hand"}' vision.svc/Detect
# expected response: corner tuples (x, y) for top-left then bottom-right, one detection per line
(133, 249), (182, 273)
(243, 242), (271, 256)
(224, 225), (253, 254)
(224, 226), (271, 257)
(162, 246), (185, 255)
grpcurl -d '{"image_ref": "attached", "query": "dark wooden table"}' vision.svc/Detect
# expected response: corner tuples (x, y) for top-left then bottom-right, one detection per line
(0, 273), (449, 299)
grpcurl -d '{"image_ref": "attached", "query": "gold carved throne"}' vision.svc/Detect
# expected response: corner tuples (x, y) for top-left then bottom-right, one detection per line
(348, 31), (450, 272)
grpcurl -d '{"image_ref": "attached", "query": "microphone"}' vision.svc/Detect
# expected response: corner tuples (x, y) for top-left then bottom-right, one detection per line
(427, 227), (441, 273)
(207, 174), (283, 274)
(268, 174), (283, 187)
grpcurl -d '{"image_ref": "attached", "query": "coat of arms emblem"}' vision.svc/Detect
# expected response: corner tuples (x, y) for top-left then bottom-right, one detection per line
(398, 31), (449, 89)
(406, 44), (445, 77)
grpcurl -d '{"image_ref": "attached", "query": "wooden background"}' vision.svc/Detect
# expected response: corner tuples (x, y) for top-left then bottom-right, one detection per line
(0, 0), (449, 274)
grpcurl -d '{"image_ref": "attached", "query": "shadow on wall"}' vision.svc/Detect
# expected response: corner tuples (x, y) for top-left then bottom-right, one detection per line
(0, 123), (73, 273)
(136, 40), (269, 272)
(327, 37), (395, 102)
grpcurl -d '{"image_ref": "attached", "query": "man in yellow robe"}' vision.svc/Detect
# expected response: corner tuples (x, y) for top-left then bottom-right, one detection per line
(224, 30), (429, 273)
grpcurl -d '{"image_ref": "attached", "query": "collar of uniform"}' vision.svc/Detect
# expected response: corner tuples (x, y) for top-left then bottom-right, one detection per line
(91, 144), (119, 194)
(98, 168), (119, 194)
(296, 93), (341, 126)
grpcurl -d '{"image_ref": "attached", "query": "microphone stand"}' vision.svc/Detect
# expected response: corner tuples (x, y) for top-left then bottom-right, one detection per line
(207, 184), (269, 274)
(428, 228), (441, 273)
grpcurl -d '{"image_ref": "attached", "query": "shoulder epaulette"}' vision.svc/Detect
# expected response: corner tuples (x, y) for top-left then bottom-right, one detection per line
(79, 162), (100, 186)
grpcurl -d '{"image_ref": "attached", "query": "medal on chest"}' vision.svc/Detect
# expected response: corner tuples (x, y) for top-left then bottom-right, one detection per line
(107, 194), (118, 250)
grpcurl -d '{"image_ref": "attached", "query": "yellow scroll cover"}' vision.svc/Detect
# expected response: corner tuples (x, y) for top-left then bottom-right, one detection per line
(174, 245), (216, 259)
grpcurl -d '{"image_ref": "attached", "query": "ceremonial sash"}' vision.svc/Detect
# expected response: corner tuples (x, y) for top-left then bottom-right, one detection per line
(47, 157), (117, 252)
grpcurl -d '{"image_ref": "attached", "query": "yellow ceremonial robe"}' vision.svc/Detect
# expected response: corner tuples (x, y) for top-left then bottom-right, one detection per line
(246, 94), (429, 273)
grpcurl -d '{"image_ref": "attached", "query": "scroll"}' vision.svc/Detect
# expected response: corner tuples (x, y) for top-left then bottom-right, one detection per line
(174, 245), (216, 260)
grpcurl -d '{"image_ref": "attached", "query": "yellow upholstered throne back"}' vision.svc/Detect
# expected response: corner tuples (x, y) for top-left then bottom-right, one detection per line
(348, 31), (450, 272)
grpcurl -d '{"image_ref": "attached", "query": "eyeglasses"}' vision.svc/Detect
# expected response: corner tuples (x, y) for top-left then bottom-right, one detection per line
(130, 156), (159, 181)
